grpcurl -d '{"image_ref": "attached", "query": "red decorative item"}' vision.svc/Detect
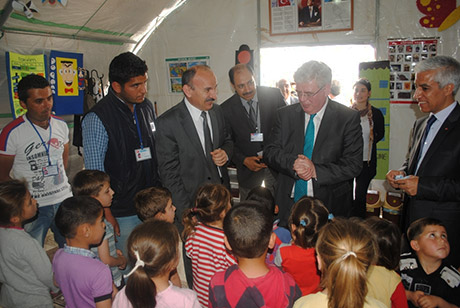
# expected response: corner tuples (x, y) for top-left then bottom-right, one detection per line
(416, 0), (456, 28)
(278, 0), (291, 7)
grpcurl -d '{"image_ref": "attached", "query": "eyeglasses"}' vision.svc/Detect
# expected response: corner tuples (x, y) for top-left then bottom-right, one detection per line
(296, 86), (324, 99)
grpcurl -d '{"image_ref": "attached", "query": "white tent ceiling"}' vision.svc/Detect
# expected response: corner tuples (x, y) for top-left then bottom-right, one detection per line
(0, 0), (185, 47)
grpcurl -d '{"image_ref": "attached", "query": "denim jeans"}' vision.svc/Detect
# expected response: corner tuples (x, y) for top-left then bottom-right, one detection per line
(115, 214), (142, 275)
(24, 202), (66, 248)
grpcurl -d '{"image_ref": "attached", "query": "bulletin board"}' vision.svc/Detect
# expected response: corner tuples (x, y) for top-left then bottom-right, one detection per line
(269, 0), (353, 36)
(387, 38), (438, 104)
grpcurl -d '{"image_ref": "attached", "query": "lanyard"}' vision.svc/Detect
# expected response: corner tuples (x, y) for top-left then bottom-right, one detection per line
(28, 117), (52, 165)
(133, 105), (144, 149)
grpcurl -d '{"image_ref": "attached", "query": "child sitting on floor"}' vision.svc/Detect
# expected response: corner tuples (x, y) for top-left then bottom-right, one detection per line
(72, 169), (127, 289)
(247, 186), (291, 265)
(53, 196), (114, 308)
(0, 180), (60, 308)
(209, 202), (301, 307)
(364, 217), (408, 308)
(400, 217), (460, 308)
(294, 218), (386, 308)
(134, 186), (187, 288)
(275, 196), (329, 295)
(182, 184), (236, 307)
(112, 220), (200, 308)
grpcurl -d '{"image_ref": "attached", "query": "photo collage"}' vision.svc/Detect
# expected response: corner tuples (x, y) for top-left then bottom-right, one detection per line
(388, 38), (438, 102)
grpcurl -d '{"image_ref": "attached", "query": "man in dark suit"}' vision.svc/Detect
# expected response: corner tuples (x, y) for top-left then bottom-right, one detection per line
(221, 64), (286, 200)
(264, 60), (362, 225)
(299, 0), (321, 27)
(155, 65), (233, 225)
(387, 56), (460, 267)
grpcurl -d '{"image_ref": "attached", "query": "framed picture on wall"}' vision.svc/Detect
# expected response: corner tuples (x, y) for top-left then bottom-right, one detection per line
(165, 56), (210, 93)
(269, 0), (353, 35)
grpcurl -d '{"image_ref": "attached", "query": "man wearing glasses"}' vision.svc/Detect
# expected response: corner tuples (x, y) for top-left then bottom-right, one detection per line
(264, 61), (363, 225)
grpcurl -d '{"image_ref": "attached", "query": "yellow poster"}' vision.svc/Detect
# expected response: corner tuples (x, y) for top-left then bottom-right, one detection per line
(56, 57), (78, 96)
(6, 52), (46, 118)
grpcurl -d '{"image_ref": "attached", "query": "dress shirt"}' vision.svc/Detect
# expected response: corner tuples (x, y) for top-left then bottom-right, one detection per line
(184, 97), (214, 154)
(239, 92), (261, 133)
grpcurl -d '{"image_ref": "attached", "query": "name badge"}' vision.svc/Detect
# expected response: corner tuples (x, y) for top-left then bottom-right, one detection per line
(135, 147), (152, 162)
(150, 121), (156, 132)
(251, 133), (263, 142)
(42, 165), (59, 177)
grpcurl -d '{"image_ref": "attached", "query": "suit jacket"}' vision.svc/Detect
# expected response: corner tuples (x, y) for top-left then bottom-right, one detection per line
(299, 6), (320, 25)
(264, 99), (363, 224)
(221, 86), (285, 188)
(155, 100), (233, 222)
(402, 102), (460, 266)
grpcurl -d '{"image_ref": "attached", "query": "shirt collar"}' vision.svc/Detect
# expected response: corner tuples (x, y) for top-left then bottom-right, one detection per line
(430, 101), (458, 124)
(184, 97), (207, 121)
(239, 90), (259, 105)
(64, 244), (97, 259)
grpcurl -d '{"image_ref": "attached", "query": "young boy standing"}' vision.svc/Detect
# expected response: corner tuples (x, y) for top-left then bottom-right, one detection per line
(53, 196), (113, 308)
(209, 201), (301, 307)
(400, 217), (460, 308)
(72, 170), (127, 289)
(134, 186), (188, 288)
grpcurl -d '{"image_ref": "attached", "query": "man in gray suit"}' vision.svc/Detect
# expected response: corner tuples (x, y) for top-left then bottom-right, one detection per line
(264, 61), (362, 225)
(155, 65), (233, 225)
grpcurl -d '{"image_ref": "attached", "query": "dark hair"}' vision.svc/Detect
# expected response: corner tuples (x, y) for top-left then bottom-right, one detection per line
(55, 196), (103, 239)
(224, 202), (273, 258)
(125, 220), (179, 308)
(18, 74), (50, 103)
(289, 197), (329, 248)
(181, 64), (211, 88)
(134, 187), (172, 221)
(407, 217), (447, 242)
(354, 78), (371, 92)
(182, 184), (231, 240)
(72, 169), (110, 197)
(109, 52), (148, 86)
(228, 63), (254, 85)
(246, 186), (275, 215)
(363, 217), (401, 270)
(317, 218), (376, 308)
(0, 180), (29, 227)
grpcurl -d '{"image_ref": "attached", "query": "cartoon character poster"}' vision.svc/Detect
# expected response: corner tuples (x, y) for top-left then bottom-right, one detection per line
(49, 50), (84, 115)
(165, 56), (210, 93)
(5, 52), (47, 118)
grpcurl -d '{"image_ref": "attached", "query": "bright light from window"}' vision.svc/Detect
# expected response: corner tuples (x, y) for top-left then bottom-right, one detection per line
(260, 45), (375, 106)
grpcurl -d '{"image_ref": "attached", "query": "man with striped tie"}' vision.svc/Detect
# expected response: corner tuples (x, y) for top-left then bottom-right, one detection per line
(387, 56), (460, 267)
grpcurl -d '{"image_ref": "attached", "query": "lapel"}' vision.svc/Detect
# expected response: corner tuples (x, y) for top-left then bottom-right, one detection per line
(407, 117), (427, 174)
(293, 103), (306, 154)
(208, 106), (220, 148)
(177, 100), (207, 160)
(416, 103), (460, 172)
(312, 98), (334, 158)
(257, 87), (268, 133)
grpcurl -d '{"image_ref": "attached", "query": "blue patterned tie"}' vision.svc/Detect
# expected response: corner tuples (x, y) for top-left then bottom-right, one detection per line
(294, 113), (316, 201)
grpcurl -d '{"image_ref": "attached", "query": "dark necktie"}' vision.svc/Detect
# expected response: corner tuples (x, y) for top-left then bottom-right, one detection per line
(247, 100), (257, 130)
(417, 115), (437, 164)
(201, 111), (220, 180)
(294, 113), (316, 201)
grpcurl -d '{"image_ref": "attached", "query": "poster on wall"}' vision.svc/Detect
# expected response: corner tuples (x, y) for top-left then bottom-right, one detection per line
(5, 52), (47, 119)
(49, 50), (84, 115)
(358, 61), (390, 180)
(269, 0), (353, 35)
(387, 38), (438, 104)
(166, 56), (210, 93)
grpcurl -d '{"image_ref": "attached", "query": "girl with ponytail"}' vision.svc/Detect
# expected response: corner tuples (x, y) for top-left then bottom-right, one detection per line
(294, 218), (386, 308)
(112, 220), (200, 308)
(275, 196), (329, 295)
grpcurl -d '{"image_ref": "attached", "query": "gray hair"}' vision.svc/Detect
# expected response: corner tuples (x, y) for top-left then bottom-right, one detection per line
(294, 61), (332, 88)
(414, 56), (460, 96)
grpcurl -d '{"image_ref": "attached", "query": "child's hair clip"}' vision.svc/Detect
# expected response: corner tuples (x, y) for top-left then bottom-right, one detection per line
(299, 219), (307, 227)
(328, 213), (334, 221)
